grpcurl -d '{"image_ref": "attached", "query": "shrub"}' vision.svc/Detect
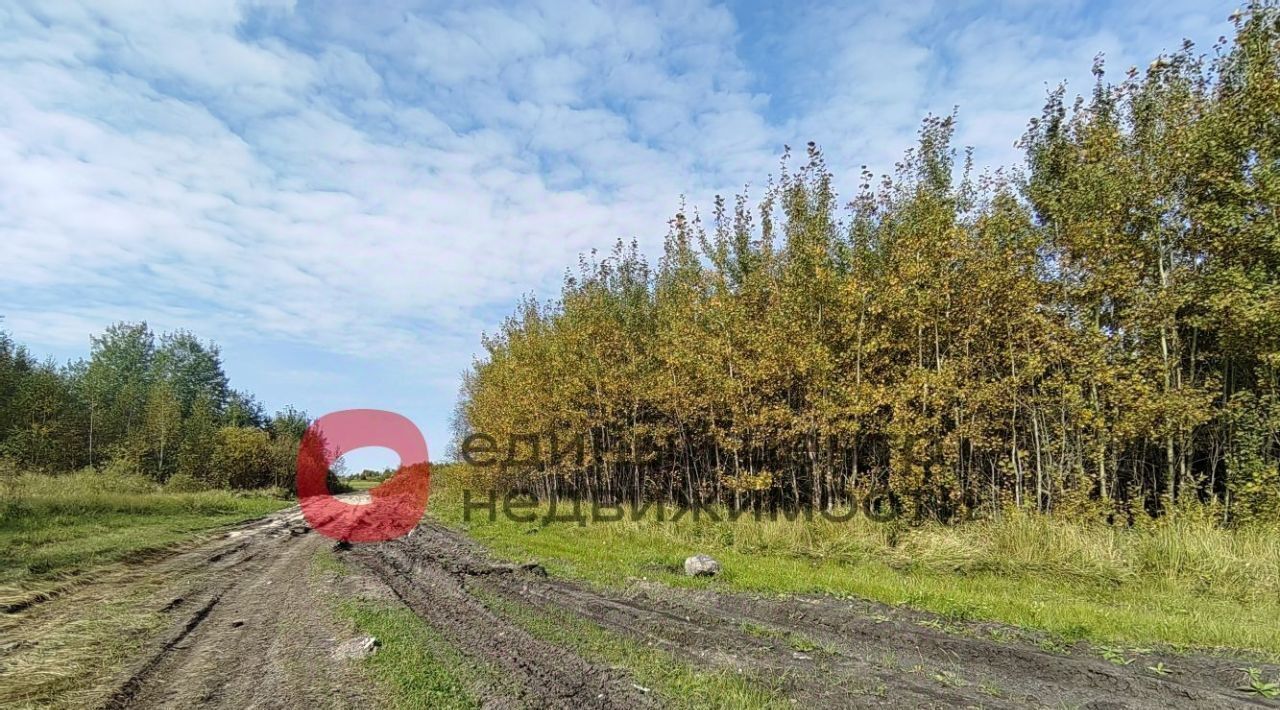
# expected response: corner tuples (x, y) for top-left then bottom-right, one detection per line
(164, 471), (208, 493)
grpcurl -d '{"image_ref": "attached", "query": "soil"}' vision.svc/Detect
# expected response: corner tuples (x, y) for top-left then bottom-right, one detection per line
(349, 520), (1280, 709)
(99, 504), (385, 710)
(6, 500), (1276, 709)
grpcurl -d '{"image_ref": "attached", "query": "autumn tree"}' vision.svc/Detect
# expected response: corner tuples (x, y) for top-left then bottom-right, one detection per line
(458, 3), (1280, 523)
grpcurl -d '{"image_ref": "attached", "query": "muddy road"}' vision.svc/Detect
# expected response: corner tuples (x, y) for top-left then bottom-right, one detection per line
(352, 521), (1277, 709)
(5, 500), (1275, 709)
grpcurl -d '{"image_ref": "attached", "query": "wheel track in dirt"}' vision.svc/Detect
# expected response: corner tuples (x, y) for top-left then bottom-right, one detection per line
(102, 593), (226, 709)
(85, 503), (382, 710)
(351, 519), (1278, 709)
(98, 515), (298, 707)
(354, 544), (656, 709)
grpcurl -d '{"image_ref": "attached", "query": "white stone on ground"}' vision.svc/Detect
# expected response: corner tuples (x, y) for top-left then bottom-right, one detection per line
(332, 636), (379, 660)
(683, 554), (721, 577)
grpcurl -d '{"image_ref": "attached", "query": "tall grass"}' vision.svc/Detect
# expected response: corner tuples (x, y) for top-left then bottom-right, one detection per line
(623, 508), (1280, 603)
(3, 469), (290, 516)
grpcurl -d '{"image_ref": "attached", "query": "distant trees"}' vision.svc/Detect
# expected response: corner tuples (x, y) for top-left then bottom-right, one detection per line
(0, 320), (308, 490)
(4, 359), (81, 472)
(458, 4), (1280, 523)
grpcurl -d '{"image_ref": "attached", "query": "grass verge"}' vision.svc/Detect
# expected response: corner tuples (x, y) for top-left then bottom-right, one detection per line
(429, 480), (1280, 658)
(337, 599), (480, 710)
(0, 471), (291, 600)
(313, 549), (483, 710)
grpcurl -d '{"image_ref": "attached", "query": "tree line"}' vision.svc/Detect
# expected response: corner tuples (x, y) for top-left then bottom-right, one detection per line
(0, 321), (308, 490)
(456, 5), (1280, 523)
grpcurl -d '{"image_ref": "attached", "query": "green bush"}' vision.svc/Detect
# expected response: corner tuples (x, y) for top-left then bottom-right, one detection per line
(164, 471), (208, 493)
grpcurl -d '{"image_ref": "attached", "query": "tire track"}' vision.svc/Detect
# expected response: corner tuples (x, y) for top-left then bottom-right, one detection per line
(355, 520), (1277, 709)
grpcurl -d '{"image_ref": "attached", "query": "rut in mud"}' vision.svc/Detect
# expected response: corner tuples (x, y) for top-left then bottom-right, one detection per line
(350, 536), (654, 709)
(348, 520), (1280, 709)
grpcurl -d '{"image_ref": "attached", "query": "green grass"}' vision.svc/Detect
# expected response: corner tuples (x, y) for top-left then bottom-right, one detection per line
(314, 549), (485, 709)
(337, 598), (481, 710)
(311, 547), (354, 579)
(430, 481), (1280, 658)
(0, 471), (291, 593)
(473, 588), (789, 709)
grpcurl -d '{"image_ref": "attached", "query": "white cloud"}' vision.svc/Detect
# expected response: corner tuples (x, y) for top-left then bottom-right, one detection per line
(0, 0), (1236, 443)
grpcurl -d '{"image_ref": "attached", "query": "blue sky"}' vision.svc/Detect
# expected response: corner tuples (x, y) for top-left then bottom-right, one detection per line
(0, 0), (1232, 469)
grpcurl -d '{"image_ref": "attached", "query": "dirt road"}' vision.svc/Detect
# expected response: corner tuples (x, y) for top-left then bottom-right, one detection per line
(99, 504), (384, 709)
(5, 500), (1275, 709)
(352, 520), (1277, 709)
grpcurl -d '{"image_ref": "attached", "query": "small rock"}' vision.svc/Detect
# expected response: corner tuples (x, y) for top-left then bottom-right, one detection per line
(683, 554), (721, 577)
(333, 636), (379, 661)
(230, 619), (245, 628)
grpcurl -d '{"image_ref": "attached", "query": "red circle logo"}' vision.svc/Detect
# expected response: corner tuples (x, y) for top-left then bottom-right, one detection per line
(296, 409), (431, 542)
